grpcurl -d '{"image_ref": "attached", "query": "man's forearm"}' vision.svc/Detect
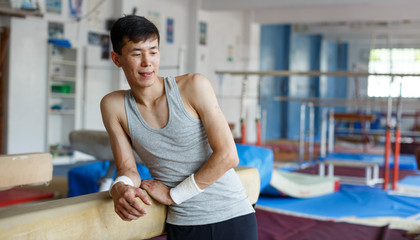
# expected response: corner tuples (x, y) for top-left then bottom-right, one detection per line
(193, 150), (238, 189)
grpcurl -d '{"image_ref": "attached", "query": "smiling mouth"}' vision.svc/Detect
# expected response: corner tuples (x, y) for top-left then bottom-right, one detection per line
(139, 72), (153, 77)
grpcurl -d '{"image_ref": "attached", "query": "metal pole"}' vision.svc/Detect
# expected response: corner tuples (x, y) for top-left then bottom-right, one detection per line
(393, 81), (403, 190)
(261, 109), (267, 146)
(308, 102), (315, 162)
(320, 107), (327, 158)
(328, 107), (335, 154)
(256, 76), (264, 146)
(240, 75), (248, 144)
(384, 33), (393, 190)
(299, 103), (306, 165)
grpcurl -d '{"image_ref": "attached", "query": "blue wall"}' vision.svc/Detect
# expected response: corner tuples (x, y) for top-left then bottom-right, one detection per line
(259, 25), (291, 140)
(320, 42), (349, 114)
(260, 26), (348, 141)
(287, 34), (322, 139)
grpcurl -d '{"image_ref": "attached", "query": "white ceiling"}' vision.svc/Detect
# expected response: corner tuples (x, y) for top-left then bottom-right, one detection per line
(201, 0), (420, 47)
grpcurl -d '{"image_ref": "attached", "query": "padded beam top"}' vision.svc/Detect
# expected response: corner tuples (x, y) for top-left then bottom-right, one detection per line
(69, 130), (114, 161)
(0, 152), (52, 190)
(69, 130), (143, 163)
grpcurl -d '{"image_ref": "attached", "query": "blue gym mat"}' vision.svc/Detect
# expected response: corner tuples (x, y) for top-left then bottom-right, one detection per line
(257, 183), (420, 219)
(399, 175), (420, 187)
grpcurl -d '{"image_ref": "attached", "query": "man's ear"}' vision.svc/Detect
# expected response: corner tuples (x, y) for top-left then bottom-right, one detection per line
(110, 51), (122, 67)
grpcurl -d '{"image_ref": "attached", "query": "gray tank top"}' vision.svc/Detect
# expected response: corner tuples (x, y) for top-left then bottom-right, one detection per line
(125, 76), (254, 225)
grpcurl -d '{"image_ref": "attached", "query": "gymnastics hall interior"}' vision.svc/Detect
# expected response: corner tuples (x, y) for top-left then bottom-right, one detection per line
(2, 0), (420, 240)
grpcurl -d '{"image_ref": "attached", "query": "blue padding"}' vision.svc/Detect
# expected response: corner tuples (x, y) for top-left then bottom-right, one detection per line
(68, 145), (273, 197)
(257, 185), (420, 218)
(67, 161), (152, 197)
(318, 152), (417, 170)
(236, 144), (274, 191)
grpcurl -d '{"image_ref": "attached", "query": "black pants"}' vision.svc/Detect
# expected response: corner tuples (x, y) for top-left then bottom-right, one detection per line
(166, 213), (258, 240)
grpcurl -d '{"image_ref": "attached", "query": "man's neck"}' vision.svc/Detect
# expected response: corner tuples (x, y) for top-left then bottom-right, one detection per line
(132, 77), (165, 108)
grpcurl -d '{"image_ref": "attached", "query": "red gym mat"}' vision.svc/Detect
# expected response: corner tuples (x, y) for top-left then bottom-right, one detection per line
(0, 188), (54, 207)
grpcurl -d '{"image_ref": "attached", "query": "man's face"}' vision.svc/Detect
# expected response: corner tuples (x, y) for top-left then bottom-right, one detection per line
(112, 37), (160, 88)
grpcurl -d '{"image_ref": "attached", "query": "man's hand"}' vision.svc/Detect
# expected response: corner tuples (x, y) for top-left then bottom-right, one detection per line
(141, 179), (174, 205)
(110, 182), (152, 221)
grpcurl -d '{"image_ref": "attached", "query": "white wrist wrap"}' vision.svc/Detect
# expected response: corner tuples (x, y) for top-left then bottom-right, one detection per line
(170, 174), (204, 205)
(109, 176), (134, 197)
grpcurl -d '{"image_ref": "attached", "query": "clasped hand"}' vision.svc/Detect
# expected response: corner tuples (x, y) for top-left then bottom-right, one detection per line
(111, 179), (173, 221)
(141, 179), (174, 206)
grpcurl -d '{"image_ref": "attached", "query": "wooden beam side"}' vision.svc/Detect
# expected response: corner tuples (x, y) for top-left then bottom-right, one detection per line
(0, 167), (260, 240)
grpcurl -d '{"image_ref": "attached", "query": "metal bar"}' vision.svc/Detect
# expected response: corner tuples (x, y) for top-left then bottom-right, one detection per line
(335, 128), (420, 137)
(215, 70), (420, 78)
(273, 96), (420, 109)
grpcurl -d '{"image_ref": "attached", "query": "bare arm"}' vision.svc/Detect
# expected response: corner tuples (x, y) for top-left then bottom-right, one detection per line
(186, 74), (239, 189)
(100, 91), (151, 221)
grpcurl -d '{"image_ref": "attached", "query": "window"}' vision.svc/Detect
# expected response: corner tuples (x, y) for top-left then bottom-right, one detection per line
(367, 48), (420, 98)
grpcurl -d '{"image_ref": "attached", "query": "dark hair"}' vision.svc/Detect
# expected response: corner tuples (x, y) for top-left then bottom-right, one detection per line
(110, 15), (160, 55)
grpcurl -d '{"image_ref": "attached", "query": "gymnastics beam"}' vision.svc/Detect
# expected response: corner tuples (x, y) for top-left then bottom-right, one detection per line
(0, 167), (260, 240)
(0, 152), (52, 190)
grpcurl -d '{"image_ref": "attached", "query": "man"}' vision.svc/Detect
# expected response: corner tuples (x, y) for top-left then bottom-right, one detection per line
(101, 15), (257, 240)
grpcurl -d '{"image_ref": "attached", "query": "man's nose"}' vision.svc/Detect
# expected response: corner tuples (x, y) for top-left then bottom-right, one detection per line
(141, 54), (151, 66)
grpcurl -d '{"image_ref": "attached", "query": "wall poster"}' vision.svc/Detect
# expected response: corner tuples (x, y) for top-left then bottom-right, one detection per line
(167, 18), (174, 44)
(69, 0), (83, 18)
(46, 0), (62, 14)
(199, 22), (207, 46)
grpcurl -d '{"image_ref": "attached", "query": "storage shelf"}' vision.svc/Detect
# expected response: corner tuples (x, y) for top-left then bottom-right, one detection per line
(51, 76), (76, 82)
(0, 6), (43, 18)
(51, 59), (77, 66)
(49, 109), (75, 115)
(51, 93), (75, 98)
(46, 44), (78, 153)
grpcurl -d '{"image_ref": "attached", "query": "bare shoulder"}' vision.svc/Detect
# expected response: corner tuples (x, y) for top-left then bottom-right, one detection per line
(175, 73), (213, 96)
(101, 90), (126, 106)
(175, 73), (218, 114)
(100, 90), (127, 118)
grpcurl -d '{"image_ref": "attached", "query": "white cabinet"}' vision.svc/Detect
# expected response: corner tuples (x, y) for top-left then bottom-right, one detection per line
(46, 43), (77, 161)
